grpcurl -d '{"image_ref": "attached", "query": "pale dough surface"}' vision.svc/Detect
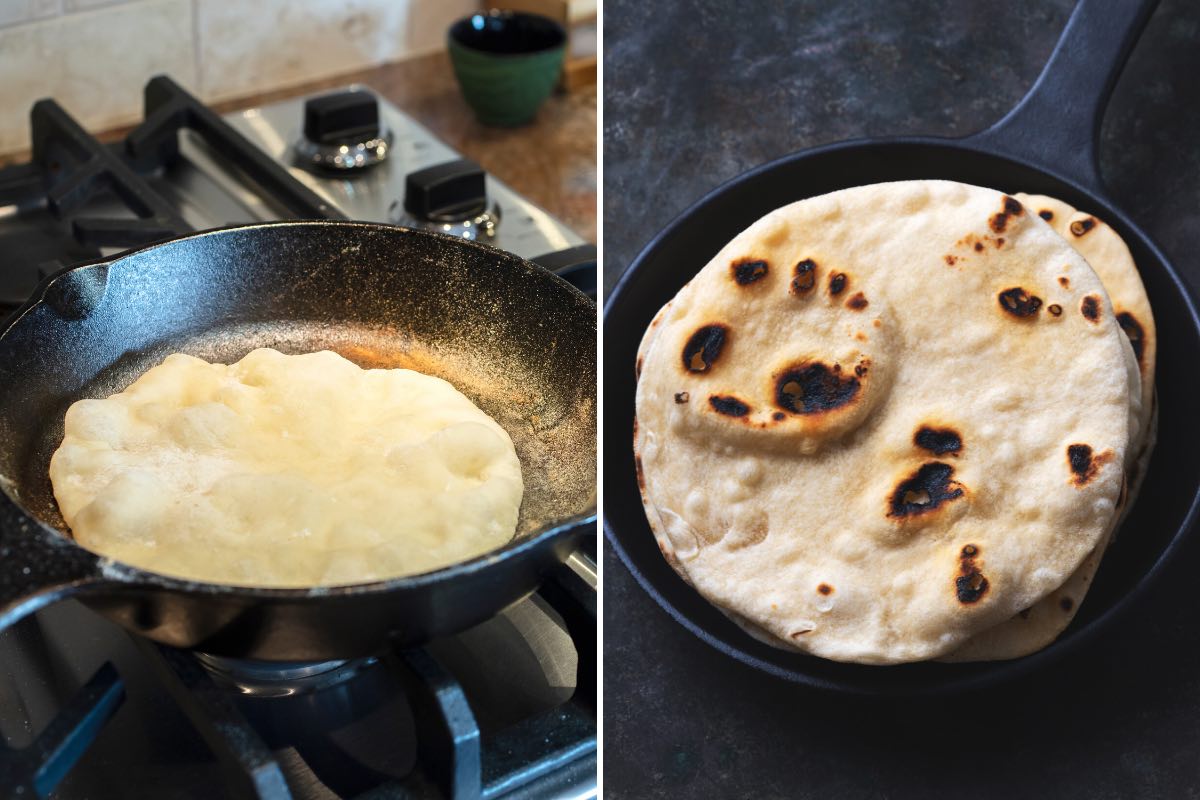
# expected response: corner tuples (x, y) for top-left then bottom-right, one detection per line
(944, 195), (1157, 661)
(49, 348), (524, 587)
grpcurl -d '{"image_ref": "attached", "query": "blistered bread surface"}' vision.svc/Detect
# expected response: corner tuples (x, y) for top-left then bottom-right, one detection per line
(634, 181), (1133, 664)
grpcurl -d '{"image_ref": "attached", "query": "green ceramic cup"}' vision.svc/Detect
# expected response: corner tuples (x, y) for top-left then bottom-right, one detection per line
(447, 10), (567, 127)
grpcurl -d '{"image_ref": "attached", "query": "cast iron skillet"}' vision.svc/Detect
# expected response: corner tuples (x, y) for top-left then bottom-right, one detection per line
(0, 220), (596, 661)
(605, 0), (1200, 694)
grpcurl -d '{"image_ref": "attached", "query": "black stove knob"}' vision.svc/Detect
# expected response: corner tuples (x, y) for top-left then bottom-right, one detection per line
(404, 159), (488, 221)
(303, 90), (381, 145)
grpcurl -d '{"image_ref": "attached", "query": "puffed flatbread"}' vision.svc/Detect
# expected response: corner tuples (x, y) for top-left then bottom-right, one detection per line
(50, 348), (524, 587)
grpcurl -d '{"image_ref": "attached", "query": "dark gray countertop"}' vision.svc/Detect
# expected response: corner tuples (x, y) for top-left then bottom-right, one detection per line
(602, 1), (1200, 797)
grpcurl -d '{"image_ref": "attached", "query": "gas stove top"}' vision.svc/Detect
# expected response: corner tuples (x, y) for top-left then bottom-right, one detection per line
(0, 75), (593, 317)
(0, 76), (596, 799)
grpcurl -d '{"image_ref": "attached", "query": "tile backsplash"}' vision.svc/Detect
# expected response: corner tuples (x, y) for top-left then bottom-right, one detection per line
(0, 0), (477, 154)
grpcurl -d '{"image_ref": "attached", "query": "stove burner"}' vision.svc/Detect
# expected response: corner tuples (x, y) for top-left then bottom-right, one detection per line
(193, 654), (377, 697)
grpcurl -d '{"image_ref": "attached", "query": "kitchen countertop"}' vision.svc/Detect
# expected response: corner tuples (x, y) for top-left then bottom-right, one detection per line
(603, 1), (1200, 798)
(6, 50), (596, 243)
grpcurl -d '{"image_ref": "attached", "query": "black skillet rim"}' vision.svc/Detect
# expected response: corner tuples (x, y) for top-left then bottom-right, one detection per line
(0, 219), (597, 599)
(603, 135), (1200, 696)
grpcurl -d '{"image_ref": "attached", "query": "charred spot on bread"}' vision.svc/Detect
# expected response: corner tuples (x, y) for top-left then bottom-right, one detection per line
(682, 325), (728, 373)
(955, 543), (989, 604)
(1070, 217), (1097, 236)
(846, 292), (868, 310)
(774, 362), (860, 415)
(1117, 311), (1145, 365)
(914, 426), (963, 456)
(1068, 443), (1115, 487)
(709, 394), (751, 417)
(888, 462), (965, 519)
(956, 567), (989, 604)
(988, 196), (1024, 234)
(791, 258), (817, 295)
(1068, 444), (1093, 484)
(1081, 295), (1101, 323)
(829, 272), (848, 296)
(998, 287), (1042, 318)
(732, 258), (769, 285)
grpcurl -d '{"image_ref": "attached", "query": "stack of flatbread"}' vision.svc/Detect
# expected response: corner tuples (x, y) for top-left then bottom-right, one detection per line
(633, 180), (1156, 664)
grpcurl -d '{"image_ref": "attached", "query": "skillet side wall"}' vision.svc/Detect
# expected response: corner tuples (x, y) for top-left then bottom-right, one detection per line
(0, 222), (596, 659)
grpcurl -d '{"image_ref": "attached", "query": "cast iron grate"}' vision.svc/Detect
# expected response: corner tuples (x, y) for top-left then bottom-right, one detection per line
(0, 663), (125, 798)
(0, 74), (342, 314)
(125, 76), (345, 223)
(0, 557), (595, 799)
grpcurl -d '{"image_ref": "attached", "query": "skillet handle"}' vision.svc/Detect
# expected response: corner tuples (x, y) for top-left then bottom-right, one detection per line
(0, 522), (105, 633)
(965, 0), (1159, 196)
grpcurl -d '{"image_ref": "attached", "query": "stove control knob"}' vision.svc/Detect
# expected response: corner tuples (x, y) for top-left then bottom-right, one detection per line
(395, 159), (499, 240)
(295, 89), (391, 170)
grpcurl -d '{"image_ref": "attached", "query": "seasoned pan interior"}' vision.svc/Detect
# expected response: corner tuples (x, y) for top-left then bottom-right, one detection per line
(604, 140), (1200, 693)
(0, 222), (596, 556)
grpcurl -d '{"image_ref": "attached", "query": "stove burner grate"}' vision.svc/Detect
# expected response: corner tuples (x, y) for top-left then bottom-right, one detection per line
(0, 74), (344, 318)
(0, 662), (125, 798)
(1, 559), (595, 799)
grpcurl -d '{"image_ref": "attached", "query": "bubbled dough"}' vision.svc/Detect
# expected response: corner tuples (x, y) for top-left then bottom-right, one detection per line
(49, 348), (523, 587)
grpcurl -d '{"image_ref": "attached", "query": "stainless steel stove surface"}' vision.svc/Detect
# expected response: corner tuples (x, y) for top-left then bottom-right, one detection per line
(222, 90), (583, 260)
(0, 79), (593, 316)
(0, 76), (596, 799)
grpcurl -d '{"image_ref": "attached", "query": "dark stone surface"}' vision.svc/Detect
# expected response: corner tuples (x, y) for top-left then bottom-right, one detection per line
(603, 1), (1200, 798)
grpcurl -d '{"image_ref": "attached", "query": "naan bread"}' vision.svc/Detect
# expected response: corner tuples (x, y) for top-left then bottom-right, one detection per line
(50, 348), (523, 587)
(944, 197), (1157, 661)
(634, 181), (1132, 664)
